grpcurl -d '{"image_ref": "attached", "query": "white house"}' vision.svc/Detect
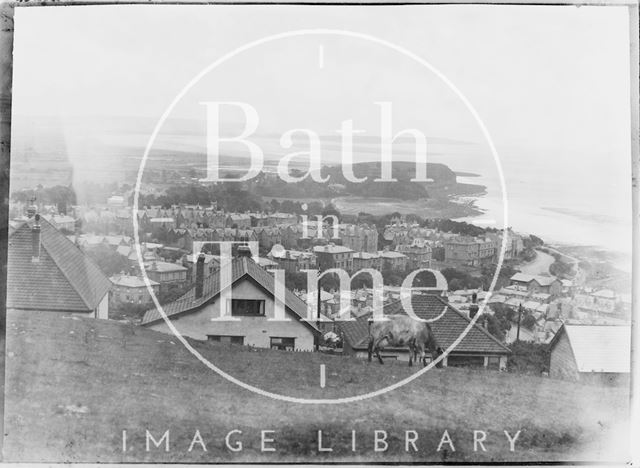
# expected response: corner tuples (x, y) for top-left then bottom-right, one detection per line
(141, 255), (320, 350)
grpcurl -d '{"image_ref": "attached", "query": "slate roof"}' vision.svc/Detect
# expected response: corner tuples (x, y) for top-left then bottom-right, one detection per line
(7, 217), (111, 312)
(511, 273), (560, 287)
(550, 324), (630, 373)
(141, 257), (320, 334)
(338, 294), (510, 355)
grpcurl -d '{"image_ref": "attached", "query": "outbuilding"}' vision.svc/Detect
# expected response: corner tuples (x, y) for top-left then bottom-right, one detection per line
(548, 324), (630, 385)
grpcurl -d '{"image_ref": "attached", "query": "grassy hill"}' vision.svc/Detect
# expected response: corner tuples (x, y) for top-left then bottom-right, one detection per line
(3, 310), (630, 463)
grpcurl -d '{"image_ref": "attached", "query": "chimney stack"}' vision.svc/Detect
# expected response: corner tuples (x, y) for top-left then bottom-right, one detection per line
(469, 292), (479, 319)
(237, 243), (252, 258)
(31, 214), (41, 263)
(195, 253), (205, 299)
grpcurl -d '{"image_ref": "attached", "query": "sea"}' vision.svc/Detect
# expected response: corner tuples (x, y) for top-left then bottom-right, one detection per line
(11, 119), (633, 272)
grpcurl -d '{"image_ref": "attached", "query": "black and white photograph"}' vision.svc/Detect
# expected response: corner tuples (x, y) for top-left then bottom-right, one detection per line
(1, 0), (637, 464)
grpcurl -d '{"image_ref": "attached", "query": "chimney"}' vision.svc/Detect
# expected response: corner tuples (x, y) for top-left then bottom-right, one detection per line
(469, 292), (479, 319)
(237, 243), (252, 258)
(31, 214), (41, 263)
(195, 253), (205, 299)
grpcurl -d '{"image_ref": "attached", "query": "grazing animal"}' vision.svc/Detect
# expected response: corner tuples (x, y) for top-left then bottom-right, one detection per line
(368, 315), (443, 367)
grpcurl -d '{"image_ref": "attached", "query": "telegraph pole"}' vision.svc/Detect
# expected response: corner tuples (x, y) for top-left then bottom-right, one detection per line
(315, 261), (323, 352)
(516, 303), (523, 342)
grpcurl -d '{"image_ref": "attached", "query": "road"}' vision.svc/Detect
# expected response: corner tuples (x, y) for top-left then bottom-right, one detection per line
(518, 249), (555, 276)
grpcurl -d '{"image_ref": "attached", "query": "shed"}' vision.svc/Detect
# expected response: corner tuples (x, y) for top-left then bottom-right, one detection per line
(548, 324), (630, 385)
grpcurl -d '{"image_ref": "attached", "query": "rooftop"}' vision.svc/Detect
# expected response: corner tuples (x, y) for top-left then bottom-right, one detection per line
(510, 273), (560, 287)
(147, 261), (188, 273)
(338, 294), (510, 355)
(111, 274), (159, 288)
(551, 324), (630, 374)
(141, 257), (320, 334)
(313, 245), (354, 254)
(7, 217), (111, 312)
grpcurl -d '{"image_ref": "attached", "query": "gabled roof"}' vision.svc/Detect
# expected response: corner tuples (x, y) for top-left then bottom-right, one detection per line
(338, 295), (510, 355)
(510, 273), (560, 287)
(550, 324), (630, 373)
(7, 217), (111, 312)
(141, 257), (320, 334)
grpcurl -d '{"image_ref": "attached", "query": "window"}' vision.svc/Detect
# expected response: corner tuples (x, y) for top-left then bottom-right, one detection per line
(270, 337), (295, 351)
(231, 299), (265, 317)
(208, 335), (245, 345)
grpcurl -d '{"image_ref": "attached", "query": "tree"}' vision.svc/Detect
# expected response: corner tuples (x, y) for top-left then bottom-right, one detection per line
(86, 244), (129, 277)
(269, 199), (281, 212)
(507, 341), (550, 374)
(521, 313), (537, 331)
(484, 314), (507, 342)
(321, 204), (341, 221)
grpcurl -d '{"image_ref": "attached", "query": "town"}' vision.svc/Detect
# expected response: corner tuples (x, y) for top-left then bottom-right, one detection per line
(7, 180), (631, 383)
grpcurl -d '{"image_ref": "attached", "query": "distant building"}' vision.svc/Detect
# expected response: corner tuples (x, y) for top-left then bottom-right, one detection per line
(107, 195), (126, 210)
(226, 213), (252, 229)
(145, 261), (188, 290)
(142, 256), (320, 350)
(183, 253), (220, 282)
(41, 214), (76, 232)
(268, 247), (317, 273)
(378, 250), (408, 271)
(396, 239), (432, 270)
(149, 217), (176, 230)
(110, 274), (159, 307)
(444, 237), (480, 266)
(549, 324), (630, 385)
(313, 244), (354, 272)
(574, 289), (617, 315)
(352, 252), (380, 271)
(444, 236), (496, 266)
(269, 212), (298, 226)
(337, 224), (379, 253)
(510, 273), (562, 296)
(7, 215), (111, 319)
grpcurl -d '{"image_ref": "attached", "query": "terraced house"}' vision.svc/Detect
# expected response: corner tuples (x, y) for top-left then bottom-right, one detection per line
(314, 244), (354, 272)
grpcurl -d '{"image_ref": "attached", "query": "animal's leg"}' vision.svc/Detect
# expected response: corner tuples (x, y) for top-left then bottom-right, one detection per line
(375, 336), (385, 365)
(370, 337), (384, 364)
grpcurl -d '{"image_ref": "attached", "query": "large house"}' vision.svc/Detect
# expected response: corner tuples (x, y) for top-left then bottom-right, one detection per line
(338, 277), (510, 369)
(313, 244), (354, 272)
(110, 273), (159, 308)
(268, 247), (317, 273)
(7, 215), (111, 318)
(549, 324), (630, 385)
(378, 250), (408, 271)
(141, 254), (320, 350)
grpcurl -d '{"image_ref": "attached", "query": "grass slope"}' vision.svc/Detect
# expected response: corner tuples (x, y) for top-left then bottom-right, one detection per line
(3, 310), (630, 463)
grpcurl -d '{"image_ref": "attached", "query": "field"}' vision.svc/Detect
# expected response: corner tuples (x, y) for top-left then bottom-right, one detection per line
(3, 310), (631, 463)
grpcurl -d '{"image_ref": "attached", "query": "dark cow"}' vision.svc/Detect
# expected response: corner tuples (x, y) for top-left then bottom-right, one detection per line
(368, 315), (443, 367)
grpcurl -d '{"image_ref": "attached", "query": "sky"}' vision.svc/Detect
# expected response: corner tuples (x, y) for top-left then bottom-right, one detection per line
(9, 4), (635, 254)
(12, 4), (631, 152)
